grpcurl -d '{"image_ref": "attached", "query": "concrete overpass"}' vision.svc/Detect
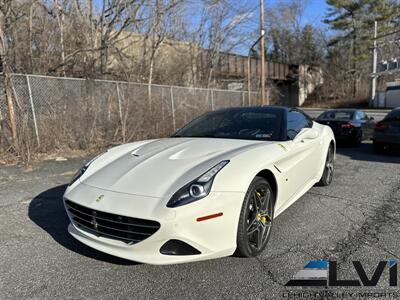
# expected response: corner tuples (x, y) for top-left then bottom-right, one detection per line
(206, 52), (319, 107)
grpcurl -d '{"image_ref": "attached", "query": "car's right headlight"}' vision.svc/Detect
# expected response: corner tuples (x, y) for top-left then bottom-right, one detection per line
(167, 160), (229, 208)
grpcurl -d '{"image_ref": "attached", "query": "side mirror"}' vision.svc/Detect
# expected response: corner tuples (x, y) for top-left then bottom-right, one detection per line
(370, 116), (375, 121)
(293, 128), (319, 143)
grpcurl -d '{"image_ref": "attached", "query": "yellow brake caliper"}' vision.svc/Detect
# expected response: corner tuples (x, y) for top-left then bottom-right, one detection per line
(256, 191), (267, 224)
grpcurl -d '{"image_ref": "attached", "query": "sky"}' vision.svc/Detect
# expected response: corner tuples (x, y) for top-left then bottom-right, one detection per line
(220, 0), (331, 54)
(92, 0), (330, 28)
(93, 0), (332, 55)
(247, 0), (329, 28)
(299, 0), (329, 26)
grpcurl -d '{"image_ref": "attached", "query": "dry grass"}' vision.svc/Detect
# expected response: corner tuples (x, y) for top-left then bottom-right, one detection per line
(1, 77), (246, 165)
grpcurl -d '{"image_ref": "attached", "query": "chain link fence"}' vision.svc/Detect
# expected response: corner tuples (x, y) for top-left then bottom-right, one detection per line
(0, 74), (257, 154)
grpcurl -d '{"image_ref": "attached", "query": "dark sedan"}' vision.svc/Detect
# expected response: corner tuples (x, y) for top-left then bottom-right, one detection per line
(316, 109), (375, 147)
(372, 107), (400, 153)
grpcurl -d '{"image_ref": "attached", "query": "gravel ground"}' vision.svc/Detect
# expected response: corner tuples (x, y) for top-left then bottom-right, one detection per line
(1, 142), (400, 299)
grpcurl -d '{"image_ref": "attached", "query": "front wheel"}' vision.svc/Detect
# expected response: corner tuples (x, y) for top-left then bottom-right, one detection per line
(236, 176), (275, 257)
(317, 144), (334, 186)
(352, 130), (362, 147)
(373, 142), (384, 154)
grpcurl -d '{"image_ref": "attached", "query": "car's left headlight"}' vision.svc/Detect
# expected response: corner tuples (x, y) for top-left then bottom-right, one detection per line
(167, 160), (229, 208)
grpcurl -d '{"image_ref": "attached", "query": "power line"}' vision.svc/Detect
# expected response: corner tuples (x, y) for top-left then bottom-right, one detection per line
(375, 29), (400, 40)
(221, 0), (260, 26)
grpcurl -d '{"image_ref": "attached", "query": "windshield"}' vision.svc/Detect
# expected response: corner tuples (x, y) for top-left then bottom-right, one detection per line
(317, 111), (354, 120)
(172, 109), (284, 141)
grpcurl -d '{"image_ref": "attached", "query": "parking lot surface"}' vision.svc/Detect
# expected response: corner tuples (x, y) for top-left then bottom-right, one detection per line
(1, 142), (400, 299)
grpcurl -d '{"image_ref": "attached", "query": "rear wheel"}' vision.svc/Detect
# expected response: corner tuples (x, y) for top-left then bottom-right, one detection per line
(352, 130), (362, 147)
(317, 144), (334, 186)
(373, 142), (384, 154)
(236, 177), (274, 257)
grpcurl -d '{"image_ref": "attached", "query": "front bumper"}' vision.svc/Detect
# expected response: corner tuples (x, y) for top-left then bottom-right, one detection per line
(373, 132), (400, 145)
(63, 183), (245, 264)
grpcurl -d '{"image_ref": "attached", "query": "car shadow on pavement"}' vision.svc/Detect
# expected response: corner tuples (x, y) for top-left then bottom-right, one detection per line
(28, 184), (137, 265)
(336, 142), (400, 164)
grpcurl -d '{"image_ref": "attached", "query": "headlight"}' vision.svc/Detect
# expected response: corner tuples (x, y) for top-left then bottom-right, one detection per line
(69, 153), (103, 186)
(167, 160), (229, 208)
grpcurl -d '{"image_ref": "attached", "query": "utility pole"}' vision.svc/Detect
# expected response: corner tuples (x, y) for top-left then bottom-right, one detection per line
(371, 21), (378, 107)
(247, 36), (263, 106)
(247, 54), (252, 105)
(260, 0), (267, 105)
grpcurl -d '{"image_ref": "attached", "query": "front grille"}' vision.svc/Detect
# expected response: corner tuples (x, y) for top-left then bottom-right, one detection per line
(65, 200), (160, 244)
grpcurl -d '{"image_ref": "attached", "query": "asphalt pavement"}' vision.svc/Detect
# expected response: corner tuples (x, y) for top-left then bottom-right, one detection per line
(1, 142), (400, 299)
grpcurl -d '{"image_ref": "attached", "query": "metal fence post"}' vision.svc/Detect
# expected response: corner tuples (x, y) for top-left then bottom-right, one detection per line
(211, 89), (215, 111)
(116, 83), (123, 122)
(248, 91), (251, 106)
(116, 83), (125, 143)
(161, 87), (165, 120)
(170, 86), (176, 132)
(26, 75), (40, 146)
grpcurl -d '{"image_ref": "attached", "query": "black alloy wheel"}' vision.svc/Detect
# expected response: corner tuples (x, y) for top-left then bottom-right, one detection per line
(236, 177), (274, 257)
(353, 131), (362, 147)
(373, 142), (385, 154)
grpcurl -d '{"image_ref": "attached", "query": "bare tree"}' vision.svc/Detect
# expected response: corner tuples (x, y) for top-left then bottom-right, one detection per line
(146, 0), (168, 107)
(0, 0), (19, 145)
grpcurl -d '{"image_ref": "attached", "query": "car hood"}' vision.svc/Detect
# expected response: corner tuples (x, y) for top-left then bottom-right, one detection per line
(81, 138), (268, 197)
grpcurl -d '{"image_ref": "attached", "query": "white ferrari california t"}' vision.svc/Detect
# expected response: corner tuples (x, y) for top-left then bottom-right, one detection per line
(63, 106), (335, 265)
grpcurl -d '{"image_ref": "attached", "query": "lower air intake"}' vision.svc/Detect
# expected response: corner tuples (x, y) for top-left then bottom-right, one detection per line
(160, 239), (201, 255)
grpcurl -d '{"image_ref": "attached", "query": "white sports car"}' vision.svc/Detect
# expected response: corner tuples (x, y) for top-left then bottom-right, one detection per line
(63, 106), (335, 265)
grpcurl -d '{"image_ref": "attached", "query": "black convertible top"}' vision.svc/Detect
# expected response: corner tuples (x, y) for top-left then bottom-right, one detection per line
(215, 106), (290, 113)
(175, 106), (311, 141)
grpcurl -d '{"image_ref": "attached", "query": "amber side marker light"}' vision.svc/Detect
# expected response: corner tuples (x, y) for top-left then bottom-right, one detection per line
(196, 212), (223, 222)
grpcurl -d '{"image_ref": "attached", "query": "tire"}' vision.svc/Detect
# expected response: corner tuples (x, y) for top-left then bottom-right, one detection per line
(352, 130), (362, 147)
(317, 144), (334, 186)
(236, 176), (275, 257)
(373, 142), (384, 154)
